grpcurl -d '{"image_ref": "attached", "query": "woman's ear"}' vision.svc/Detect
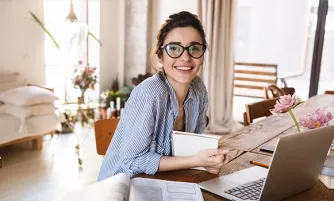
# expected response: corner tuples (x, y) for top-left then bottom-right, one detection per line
(158, 57), (163, 64)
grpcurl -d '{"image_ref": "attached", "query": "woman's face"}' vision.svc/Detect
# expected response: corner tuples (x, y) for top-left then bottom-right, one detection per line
(161, 27), (204, 86)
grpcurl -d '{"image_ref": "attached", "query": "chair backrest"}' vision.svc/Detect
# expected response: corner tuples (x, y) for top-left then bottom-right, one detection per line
(324, 91), (334, 95)
(264, 85), (296, 99)
(94, 116), (210, 155)
(264, 85), (284, 99)
(282, 87), (295, 96)
(94, 118), (120, 155)
(243, 98), (278, 126)
(234, 62), (277, 98)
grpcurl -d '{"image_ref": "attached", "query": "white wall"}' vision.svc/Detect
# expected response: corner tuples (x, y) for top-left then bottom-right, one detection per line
(99, 0), (125, 91)
(150, 0), (198, 54)
(0, 0), (45, 85)
(153, 0), (198, 28)
(236, 0), (308, 76)
(124, 0), (150, 86)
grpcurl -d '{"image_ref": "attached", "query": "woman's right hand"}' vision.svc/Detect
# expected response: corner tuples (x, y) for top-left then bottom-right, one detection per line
(193, 149), (229, 174)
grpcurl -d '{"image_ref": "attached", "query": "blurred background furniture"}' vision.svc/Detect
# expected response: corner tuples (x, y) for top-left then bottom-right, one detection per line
(0, 72), (60, 150)
(264, 84), (296, 99)
(281, 87), (296, 96)
(243, 98), (278, 126)
(324, 91), (334, 95)
(94, 118), (119, 155)
(234, 62), (278, 98)
(58, 102), (99, 128)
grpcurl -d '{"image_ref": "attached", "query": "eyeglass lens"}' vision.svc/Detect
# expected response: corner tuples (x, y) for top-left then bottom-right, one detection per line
(165, 44), (205, 58)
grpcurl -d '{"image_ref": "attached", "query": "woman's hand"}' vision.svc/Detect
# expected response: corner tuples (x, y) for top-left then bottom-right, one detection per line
(203, 152), (230, 174)
(192, 149), (229, 174)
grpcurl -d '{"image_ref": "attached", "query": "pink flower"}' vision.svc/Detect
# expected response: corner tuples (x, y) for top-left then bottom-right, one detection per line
(72, 64), (98, 91)
(299, 108), (333, 129)
(76, 75), (83, 82)
(270, 93), (300, 115)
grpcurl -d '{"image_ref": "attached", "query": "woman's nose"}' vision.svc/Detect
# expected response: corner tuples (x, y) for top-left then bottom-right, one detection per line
(179, 50), (191, 62)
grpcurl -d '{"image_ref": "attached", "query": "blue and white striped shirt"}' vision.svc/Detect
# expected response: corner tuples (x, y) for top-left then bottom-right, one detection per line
(98, 72), (208, 181)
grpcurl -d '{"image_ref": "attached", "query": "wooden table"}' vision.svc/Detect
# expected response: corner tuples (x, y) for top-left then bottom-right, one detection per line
(138, 94), (334, 201)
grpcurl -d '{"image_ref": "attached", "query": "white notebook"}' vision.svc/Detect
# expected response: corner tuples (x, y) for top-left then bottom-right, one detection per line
(171, 131), (221, 157)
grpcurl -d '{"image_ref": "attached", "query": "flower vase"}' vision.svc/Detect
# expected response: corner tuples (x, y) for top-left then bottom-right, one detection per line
(79, 90), (86, 104)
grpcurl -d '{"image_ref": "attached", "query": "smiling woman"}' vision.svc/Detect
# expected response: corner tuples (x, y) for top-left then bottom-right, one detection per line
(159, 27), (204, 85)
(98, 11), (229, 182)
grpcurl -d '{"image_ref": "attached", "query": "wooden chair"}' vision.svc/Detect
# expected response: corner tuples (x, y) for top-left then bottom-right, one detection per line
(243, 98), (278, 126)
(282, 87), (296, 96)
(94, 118), (120, 155)
(264, 84), (295, 99)
(234, 62), (278, 98)
(94, 116), (210, 155)
(324, 91), (334, 95)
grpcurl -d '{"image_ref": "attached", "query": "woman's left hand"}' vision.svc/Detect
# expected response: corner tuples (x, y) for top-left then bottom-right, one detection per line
(202, 150), (230, 174)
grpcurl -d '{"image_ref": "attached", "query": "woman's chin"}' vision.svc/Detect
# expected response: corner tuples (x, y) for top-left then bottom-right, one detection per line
(175, 75), (196, 85)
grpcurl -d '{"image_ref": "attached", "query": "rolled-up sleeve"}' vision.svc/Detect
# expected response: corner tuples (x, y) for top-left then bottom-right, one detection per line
(119, 89), (162, 176)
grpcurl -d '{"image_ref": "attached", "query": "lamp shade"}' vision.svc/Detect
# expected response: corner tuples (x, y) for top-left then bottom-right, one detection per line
(65, 0), (78, 23)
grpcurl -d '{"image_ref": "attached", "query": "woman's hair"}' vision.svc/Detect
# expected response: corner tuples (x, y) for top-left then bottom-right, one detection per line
(151, 11), (207, 71)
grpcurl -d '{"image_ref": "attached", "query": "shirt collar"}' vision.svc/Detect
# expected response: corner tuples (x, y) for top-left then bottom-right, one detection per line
(159, 71), (198, 110)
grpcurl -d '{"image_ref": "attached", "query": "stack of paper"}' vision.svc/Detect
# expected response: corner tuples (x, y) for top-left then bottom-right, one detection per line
(61, 173), (204, 201)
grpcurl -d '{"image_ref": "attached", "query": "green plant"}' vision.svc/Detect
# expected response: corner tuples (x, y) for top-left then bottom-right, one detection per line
(100, 88), (132, 109)
(99, 75), (132, 109)
(131, 72), (152, 86)
(111, 74), (120, 92)
(29, 11), (102, 50)
(29, 11), (60, 49)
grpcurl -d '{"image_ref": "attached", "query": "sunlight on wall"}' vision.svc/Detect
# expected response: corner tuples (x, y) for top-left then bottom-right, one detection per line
(44, 0), (100, 103)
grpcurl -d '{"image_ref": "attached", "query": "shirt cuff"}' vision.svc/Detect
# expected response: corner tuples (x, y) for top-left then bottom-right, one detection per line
(145, 153), (162, 175)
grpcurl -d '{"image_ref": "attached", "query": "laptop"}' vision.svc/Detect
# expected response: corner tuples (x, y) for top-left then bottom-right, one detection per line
(199, 125), (334, 201)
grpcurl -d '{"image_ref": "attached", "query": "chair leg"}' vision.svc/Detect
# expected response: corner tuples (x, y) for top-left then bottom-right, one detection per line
(32, 137), (43, 150)
(243, 112), (249, 126)
(50, 131), (55, 138)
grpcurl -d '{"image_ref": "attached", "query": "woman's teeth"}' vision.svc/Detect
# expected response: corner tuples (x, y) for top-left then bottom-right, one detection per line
(175, 66), (192, 71)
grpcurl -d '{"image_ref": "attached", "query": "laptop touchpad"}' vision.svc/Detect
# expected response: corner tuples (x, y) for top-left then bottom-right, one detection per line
(199, 166), (268, 195)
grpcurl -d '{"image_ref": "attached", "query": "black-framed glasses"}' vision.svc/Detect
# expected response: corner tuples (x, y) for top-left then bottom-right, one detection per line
(160, 43), (206, 59)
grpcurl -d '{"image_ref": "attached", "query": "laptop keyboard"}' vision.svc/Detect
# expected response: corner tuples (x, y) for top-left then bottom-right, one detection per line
(224, 178), (265, 200)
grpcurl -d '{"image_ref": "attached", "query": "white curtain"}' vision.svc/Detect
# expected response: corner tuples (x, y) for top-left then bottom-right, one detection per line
(198, 0), (242, 134)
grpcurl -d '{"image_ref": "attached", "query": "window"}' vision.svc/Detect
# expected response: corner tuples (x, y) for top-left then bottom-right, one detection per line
(44, 0), (100, 103)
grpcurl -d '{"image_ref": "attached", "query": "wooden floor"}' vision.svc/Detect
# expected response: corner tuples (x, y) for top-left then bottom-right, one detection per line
(0, 125), (104, 201)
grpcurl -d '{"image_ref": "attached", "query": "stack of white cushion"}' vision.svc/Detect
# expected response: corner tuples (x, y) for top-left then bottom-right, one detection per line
(0, 72), (59, 133)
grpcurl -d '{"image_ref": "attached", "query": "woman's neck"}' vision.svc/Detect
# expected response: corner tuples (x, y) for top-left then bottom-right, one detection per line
(166, 75), (190, 106)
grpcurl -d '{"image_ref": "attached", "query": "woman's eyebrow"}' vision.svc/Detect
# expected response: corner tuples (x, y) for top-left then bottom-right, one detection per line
(189, 41), (201, 45)
(166, 41), (201, 45)
(167, 41), (182, 45)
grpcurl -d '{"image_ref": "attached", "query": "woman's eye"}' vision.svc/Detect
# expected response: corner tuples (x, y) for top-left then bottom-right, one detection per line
(169, 45), (180, 51)
(191, 45), (200, 51)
